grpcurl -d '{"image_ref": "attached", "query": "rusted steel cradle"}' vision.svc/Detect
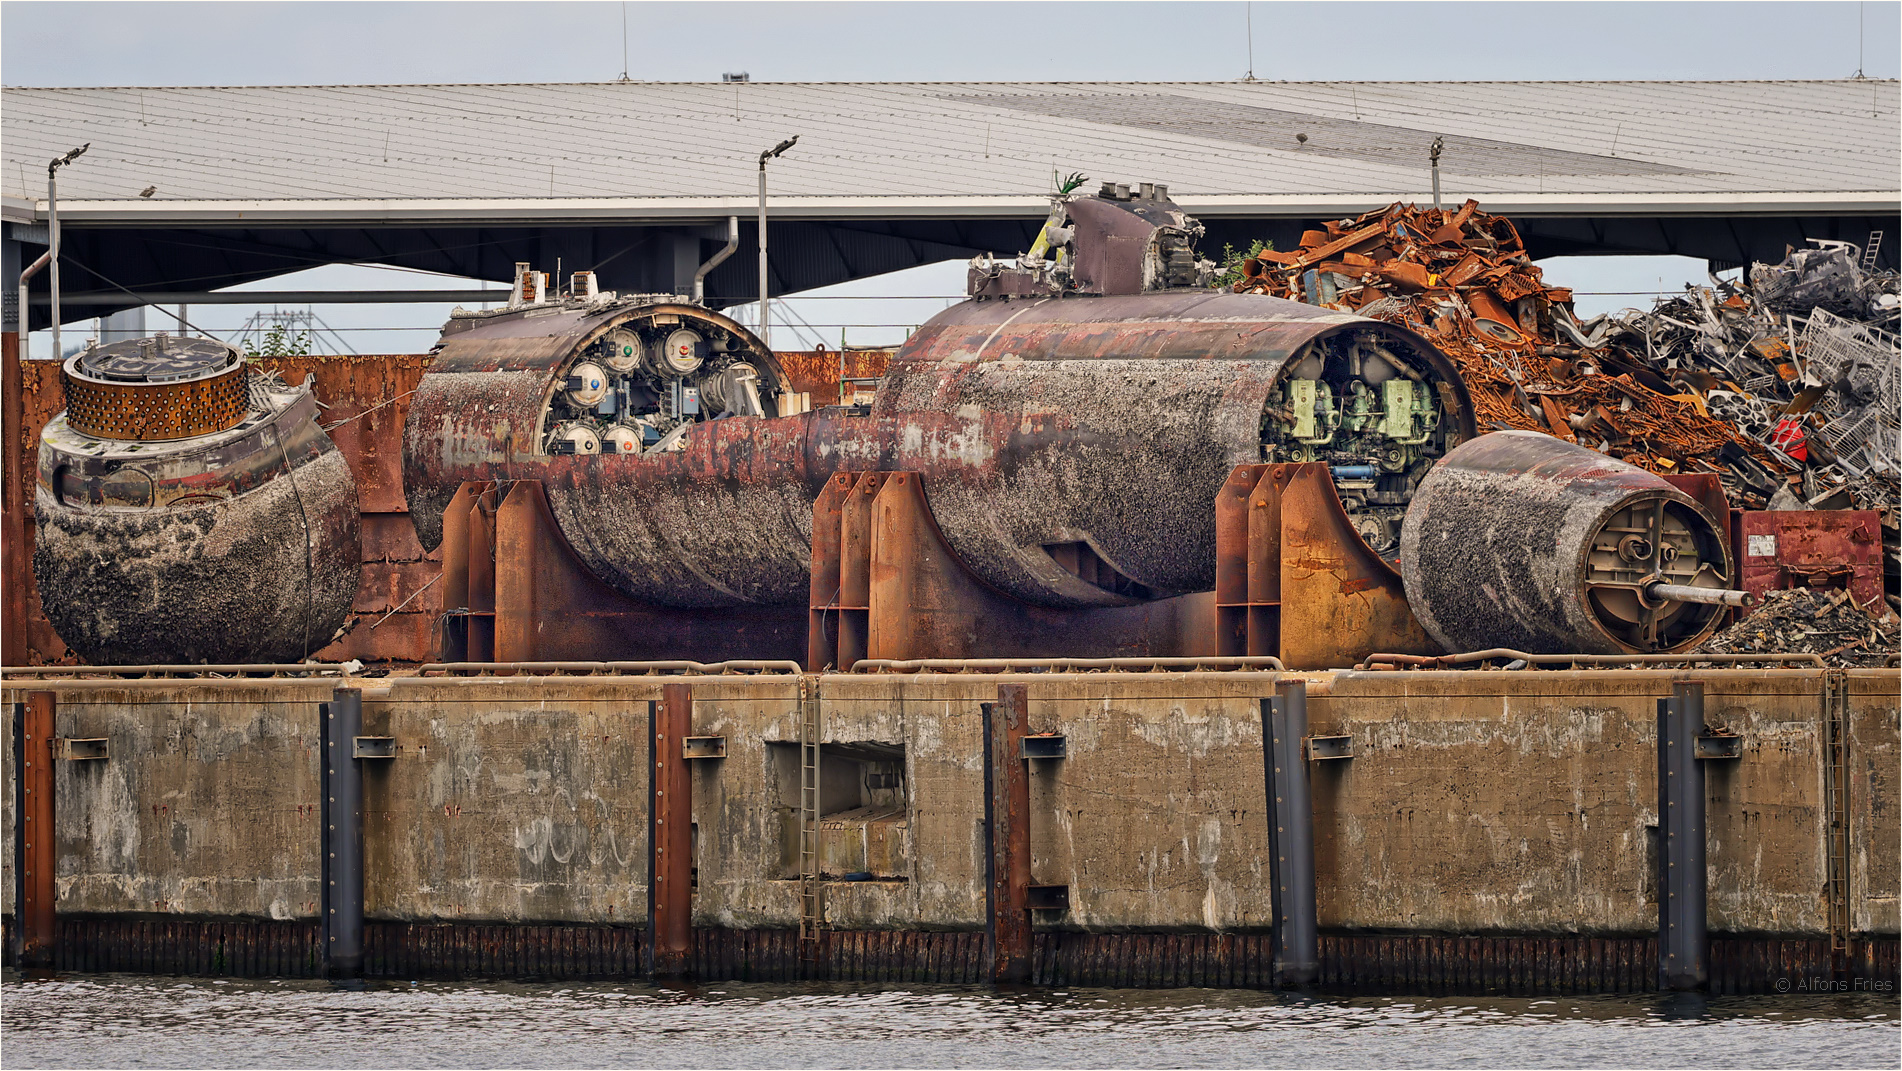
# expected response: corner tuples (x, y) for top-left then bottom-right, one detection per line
(403, 291), (1476, 613)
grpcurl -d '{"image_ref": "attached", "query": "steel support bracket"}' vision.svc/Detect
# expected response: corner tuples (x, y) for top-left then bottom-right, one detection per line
(56, 737), (108, 761)
(1694, 734), (1744, 761)
(351, 736), (396, 760)
(1020, 733), (1067, 761)
(683, 735), (727, 760)
(1305, 735), (1353, 761)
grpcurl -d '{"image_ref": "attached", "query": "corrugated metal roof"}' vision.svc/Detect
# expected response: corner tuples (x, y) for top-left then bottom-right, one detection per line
(3, 80), (1896, 221)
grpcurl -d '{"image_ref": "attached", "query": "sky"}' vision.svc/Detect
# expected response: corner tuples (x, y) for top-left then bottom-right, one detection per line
(5, 0), (1899, 355)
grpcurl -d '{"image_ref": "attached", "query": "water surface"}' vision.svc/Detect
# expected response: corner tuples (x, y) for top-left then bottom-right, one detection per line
(3, 971), (1895, 1069)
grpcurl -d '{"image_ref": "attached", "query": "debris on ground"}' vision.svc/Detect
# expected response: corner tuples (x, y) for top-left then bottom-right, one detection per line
(1230, 199), (1901, 602)
(1692, 588), (1899, 668)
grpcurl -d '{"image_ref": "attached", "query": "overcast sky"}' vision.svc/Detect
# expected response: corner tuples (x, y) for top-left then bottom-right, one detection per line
(6, 1), (1898, 355)
(4, 1), (1897, 84)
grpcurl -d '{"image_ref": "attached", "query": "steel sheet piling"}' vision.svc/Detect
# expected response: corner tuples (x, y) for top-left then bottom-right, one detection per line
(1265, 679), (1318, 986)
(320, 688), (365, 977)
(983, 684), (1032, 984)
(649, 683), (693, 978)
(19, 691), (56, 967)
(1657, 680), (1709, 990)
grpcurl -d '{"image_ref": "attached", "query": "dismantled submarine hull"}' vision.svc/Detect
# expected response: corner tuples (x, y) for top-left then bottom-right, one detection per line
(33, 336), (360, 664)
(402, 187), (1478, 617)
(1401, 430), (1747, 655)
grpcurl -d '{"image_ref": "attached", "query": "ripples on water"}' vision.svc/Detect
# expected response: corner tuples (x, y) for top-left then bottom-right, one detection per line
(2, 971), (1895, 1069)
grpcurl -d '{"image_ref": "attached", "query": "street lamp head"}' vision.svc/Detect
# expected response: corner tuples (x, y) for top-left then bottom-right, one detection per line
(759, 136), (798, 166)
(51, 144), (90, 173)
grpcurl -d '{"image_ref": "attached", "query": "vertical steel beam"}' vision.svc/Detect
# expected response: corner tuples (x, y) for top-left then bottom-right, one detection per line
(1, 326), (24, 667)
(1822, 669), (1852, 979)
(1657, 680), (1708, 991)
(1264, 679), (1317, 986)
(649, 682), (693, 978)
(19, 691), (56, 967)
(321, 688), (365, 978)
(983, 683), (1032, 984)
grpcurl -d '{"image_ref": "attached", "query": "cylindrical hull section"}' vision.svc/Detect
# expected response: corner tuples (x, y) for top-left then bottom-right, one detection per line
(34, 446), (360, 664)
(1400, 430), (1732, 655)
(405, 291), (1473, 610)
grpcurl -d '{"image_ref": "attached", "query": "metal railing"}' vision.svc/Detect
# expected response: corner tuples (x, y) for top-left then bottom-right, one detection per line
(1355, 649), (1826, 670)
(850, 656), (1287, 673)
(0, 663), (356, 679)
(411, 660), (805, 677)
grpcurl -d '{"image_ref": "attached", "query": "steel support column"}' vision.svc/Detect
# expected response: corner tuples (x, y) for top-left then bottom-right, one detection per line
(17, 691), (56, 967)
(1657, 680), (1708, 991)
(983, 682), (1032, 984)
(649, 682), (693, 978)
(321, 687), (365, 978)
(1265, 678), (1317, 986)
(1, 326), (24, 668)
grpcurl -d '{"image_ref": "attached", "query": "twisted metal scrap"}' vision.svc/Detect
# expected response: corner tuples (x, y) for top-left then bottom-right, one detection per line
(1233, 200), (1790, 483)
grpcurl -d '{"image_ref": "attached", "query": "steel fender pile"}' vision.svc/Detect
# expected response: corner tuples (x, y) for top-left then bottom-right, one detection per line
(1400, 430), (1738, 655)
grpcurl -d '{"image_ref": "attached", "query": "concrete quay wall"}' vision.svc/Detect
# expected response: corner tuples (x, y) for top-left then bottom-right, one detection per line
(3, 668), (1895, 940)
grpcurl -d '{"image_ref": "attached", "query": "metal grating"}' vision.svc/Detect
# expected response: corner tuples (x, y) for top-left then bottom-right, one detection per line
(1800, 308), (1899, 385)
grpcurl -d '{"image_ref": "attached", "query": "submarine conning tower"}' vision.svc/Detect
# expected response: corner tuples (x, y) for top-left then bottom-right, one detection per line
(33, 334), (361, 665)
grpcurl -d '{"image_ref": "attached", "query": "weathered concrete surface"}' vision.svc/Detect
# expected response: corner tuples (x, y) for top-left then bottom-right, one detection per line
(3, 669), (1895, 940)
(360, 677), (658, 924)
(6, 681), (329, 919)
(1308, 669), (1899, 938)
(1851, 673), (1900, 936)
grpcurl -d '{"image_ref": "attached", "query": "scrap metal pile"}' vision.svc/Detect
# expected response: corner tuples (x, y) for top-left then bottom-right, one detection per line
(1234, 200), (1901, 609)
(1693, 588), (1898, 669)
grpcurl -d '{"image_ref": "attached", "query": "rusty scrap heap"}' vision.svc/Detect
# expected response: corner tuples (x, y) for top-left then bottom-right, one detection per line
(1235, 200), (1791, 483)
(1235, 200), (1901, 607)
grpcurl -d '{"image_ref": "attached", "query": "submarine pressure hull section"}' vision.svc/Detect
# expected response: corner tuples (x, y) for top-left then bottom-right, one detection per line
(33, 337), (361, 665)
(404, 290), (1475, 612)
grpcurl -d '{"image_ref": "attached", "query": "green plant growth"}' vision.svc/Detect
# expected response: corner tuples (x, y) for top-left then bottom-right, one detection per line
(1212, 239), (1274, 290)
(1052, 170), (1090, 197)
(243, 324), (312, 359)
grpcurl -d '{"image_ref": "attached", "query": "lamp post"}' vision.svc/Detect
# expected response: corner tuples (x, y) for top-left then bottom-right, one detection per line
(47, 143), (89, 360)
(757, 136), (797, 350)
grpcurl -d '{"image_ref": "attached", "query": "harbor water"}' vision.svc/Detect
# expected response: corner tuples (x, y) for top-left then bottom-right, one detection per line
(2, 971), (1896, 1069)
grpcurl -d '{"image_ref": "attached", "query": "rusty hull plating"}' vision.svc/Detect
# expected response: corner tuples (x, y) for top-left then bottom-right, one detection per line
(402, 286), (1477, 615)
(33, 346), (362, 665)
(1401, 430), (1739, 655)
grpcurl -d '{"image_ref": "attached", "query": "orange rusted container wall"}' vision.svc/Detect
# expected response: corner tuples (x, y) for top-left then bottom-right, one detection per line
(13, 353), (438, 666)
(771, 348), (893, 403)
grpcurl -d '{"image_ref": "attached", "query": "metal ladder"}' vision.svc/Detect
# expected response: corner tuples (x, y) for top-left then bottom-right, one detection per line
(798, 678), (823, 945)
(1822, 670), (1852, 974)
(1862, 231), (1884, 271)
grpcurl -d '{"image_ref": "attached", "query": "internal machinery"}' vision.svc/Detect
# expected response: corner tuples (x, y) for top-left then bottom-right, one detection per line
(1259, 328), (1455, 561)
(1401, 430), (1750, 655)
(537, 310), (778, 458)
(403, 273), (810, 608)
(34, 334), (361, 664)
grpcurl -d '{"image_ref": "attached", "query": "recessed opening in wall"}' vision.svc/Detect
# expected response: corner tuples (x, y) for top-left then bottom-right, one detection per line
(768, 740), (908, 881)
